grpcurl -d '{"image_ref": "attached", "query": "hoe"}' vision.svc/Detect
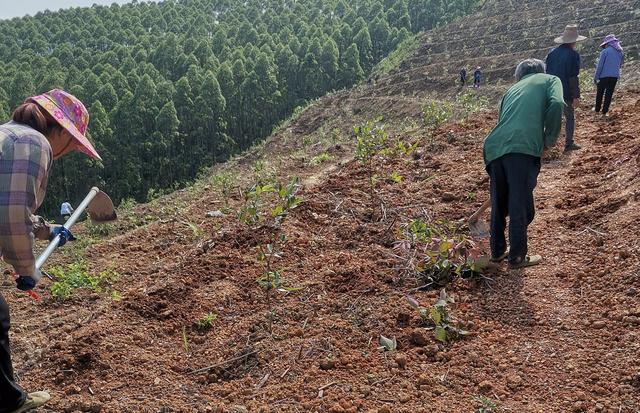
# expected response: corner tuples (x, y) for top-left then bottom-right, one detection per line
(20, 187), (117, 300)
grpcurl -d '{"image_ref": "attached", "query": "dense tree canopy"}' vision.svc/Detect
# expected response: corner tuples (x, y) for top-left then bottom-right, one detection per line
(0, 0), (478, 216)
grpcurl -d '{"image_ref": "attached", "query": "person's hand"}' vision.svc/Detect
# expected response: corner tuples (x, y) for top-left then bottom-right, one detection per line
(594, 78), (600, 84)
(49, 226), (76, 247)
(16, 275), (37, 291)
(573, 98), (581, 109)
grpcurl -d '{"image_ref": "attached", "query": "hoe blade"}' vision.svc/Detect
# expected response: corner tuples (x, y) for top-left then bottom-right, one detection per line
(87, 191), (117, 224)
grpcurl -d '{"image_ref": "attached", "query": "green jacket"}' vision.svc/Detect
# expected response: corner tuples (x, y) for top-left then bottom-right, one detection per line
(483, 73), (564, 165)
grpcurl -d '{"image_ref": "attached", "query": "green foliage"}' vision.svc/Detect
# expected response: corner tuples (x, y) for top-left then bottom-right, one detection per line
(579, 69), (595, 94)
(422, 100), (453, 131)
(406, 289), (469, 343)
(310, 152), (332, 165)
(193, 312), (218, 332)
(210, 172), (236, 208)
(238, 177), (301, 324)
(373, 33), (421, 76)
(0, 1), (479, 217)
(457, 90), (489, 116)
(389, 171), (403, 183)
(49, 262), (120, 300)
(396, 219), (487, 287)
(474, 395), (499, 413)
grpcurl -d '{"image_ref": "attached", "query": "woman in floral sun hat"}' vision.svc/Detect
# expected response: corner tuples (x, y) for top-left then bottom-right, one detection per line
(0, 89), (100, 413)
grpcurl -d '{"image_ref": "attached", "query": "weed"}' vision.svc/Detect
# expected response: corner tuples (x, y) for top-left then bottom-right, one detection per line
(406, 290), (469, 343)
(193, 312), (217, 332)
(310, 152), (332, 165)
(49, 262), (120, 300)
(579, 69), (595, 94)
(111, 290), (121, 301)
(474, 395), (499, 413)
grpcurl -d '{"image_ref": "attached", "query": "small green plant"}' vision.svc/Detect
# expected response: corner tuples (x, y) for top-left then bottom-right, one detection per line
(49, 262), (120, 300)
(238, 177), (302, 331)
(310, 152), (332, 165)
(389, 171), (403, 183)
(422, 100), (453, 131)
(578, 69), (595, 94)
(474, 395), (498, 413)
(354, 118), (389, 219)
(193, 312), (217, 331)
(457, 89), (489, 117)
(396, 219), (487, 287)
(111, 290), (121, 301)
(406, 290), (469, 343)
(210, 172), (235, 208)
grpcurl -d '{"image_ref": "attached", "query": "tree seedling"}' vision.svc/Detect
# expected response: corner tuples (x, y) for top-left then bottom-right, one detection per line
(238, 176), (301, 332)
(406, 290), (469, 343)
(193, 312), (218, 332)
(354, 118), (389, 220)
(474, 395), (498, 413)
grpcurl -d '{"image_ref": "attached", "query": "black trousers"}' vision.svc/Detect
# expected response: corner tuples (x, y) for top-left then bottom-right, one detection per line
(595, 77), (618, 114)
(0, 293), (25, 412)
(487, 153), (540, 265)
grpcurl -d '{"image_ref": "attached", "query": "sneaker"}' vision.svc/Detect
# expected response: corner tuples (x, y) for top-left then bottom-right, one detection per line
(508, 255), (542, 269)
(490, 247), (510, 263)
(9, 391), (51, 413)
(564, 143), (581, 152)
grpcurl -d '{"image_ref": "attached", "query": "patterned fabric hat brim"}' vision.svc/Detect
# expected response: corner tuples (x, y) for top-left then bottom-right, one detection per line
(28, 93), (101, 160)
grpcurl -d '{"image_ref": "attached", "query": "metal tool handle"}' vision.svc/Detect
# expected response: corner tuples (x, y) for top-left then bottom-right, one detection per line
(35, 187), (100, 270)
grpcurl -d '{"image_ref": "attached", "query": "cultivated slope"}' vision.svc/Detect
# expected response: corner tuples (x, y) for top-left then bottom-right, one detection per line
(3, 1), (640, 412)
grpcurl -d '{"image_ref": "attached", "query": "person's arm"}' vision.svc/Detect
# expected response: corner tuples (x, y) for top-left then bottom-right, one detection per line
(0, 135), (51, 278)
(568, 52), (581, 99)
(544, 76), (565, 148)
(594, 49), (606, 81)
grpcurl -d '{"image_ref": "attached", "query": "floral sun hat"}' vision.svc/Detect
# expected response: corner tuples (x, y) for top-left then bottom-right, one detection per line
(600, 34), (619, 47)
(28, 89), (101, 160)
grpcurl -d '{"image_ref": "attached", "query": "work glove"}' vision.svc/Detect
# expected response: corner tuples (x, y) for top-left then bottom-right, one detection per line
(49, 226), (76, 247)
(16, 273), (39, 291)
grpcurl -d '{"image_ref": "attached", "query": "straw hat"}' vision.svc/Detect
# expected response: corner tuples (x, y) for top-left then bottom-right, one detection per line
(554, 24), (587, 44)
(28, 89), (101, 160)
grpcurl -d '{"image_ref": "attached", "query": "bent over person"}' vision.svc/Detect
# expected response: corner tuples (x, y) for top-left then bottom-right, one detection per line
(0, 89), (101, 412)
(482, 59), (564, 268)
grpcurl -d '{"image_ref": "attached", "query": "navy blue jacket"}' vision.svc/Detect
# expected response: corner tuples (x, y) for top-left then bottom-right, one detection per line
(545, 44), (581, 101)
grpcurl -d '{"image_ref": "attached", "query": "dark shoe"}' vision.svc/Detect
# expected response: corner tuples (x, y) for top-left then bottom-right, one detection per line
(508, 255), (542, 269)
(491, 247), (510, 263)
(9, 391), (50, 413)
(564, 143), (581, 152)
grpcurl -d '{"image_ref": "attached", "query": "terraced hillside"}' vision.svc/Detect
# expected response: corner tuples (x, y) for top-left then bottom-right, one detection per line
(368, 0), (640, 97)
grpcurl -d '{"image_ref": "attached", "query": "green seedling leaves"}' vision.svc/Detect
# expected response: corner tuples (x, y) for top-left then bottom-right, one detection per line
(379, 335), (397, 351)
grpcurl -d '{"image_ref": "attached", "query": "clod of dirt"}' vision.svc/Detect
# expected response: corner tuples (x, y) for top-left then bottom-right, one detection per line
(378, 408), (391, 413)
(478, 380), (493, 393)
(320, 359), (336, 370)
(409, 328), (429, 346)
(328, 403), (345, 413)
(396, 312), (411, 327)
(394, 354), (407, 369)
(441, 192), (457, 202)
(506, 373), (523, 390)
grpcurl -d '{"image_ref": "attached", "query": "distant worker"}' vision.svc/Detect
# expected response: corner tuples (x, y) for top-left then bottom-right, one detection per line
(482, 59), (564, 268)
(460, 68), (467, 87)
(473, 67), (482, 88)
(60, 201), (74, 223)
(0, 89), (100, 412)
(545, 24), (587, 152)
(594, 34), (624, 117)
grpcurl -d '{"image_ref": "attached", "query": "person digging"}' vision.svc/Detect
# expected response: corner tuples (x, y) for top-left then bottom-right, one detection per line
(483, 59), (564, 269)
(0, 89), (101, 412)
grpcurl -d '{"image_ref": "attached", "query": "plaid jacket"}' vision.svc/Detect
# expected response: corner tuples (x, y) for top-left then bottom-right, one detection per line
(0, 121), (52, 276)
